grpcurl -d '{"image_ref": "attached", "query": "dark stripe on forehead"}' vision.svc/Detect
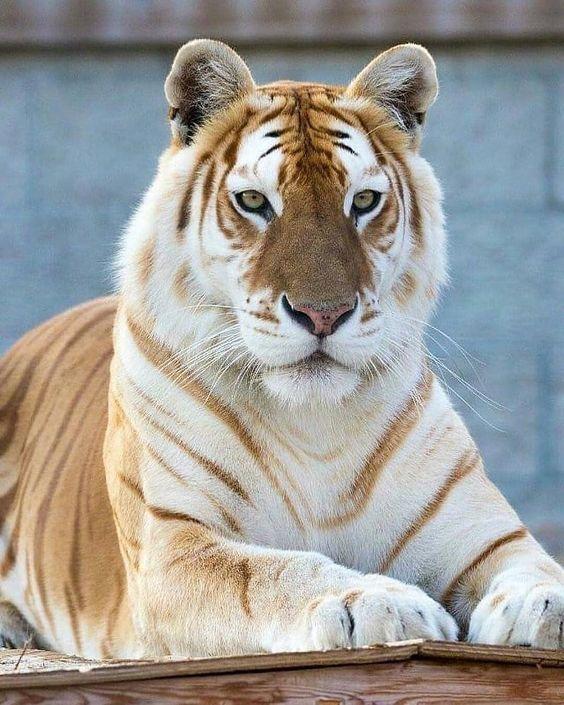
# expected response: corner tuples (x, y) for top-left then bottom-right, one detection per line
(334, 142), (358, 156)
(256, 99), (291, 128)
(308, 102), (356, 127)
(278, 150), (347, 190)
(264, 128), (290, 138)
(258, 143), (282, 161)
(306, 123), (352, 141)
(221, 100), (289, 171)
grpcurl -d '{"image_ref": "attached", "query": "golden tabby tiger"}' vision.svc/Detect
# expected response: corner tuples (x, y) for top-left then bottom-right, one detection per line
(0, 40), (562, 658)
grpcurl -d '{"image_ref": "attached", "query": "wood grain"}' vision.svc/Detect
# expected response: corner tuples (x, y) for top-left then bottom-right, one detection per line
(1, 659), (564, 704)
(0, 642), (419, 688)
(1, 0), (563, 47)
(1, 640), (563, 689)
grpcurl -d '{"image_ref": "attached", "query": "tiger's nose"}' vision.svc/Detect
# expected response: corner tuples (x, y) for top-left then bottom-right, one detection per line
(282, 295), (357, 337)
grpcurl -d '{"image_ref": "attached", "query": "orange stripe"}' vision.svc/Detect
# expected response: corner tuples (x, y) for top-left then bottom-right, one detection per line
(112, 508), (141, 551)
(371, 132), (424, 254)
(1, 348), (111, 579)
(165, 540), (217, 571)
(64, 583), (83, 655)
(442, 527), (529, 610)
(13, 354), (111, 637)
(317, 370), (434, 529)
(177, 151), (212, 237)
(15, 305), (114, 462)
(143, 441), (242, 536)
(198, 160), (217, 249)
(126, 315), (303, 529)
(117, 471), (144, 503)
(0, 304), (111, 456)
(380, 448), (480, 572)
(146, 504), (209, 527)
(127, 377), (251, 504)
(68, 454), (89, 612)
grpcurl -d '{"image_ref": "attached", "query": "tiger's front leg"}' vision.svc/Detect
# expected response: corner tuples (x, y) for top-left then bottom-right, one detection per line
(134, 517), (457, 657)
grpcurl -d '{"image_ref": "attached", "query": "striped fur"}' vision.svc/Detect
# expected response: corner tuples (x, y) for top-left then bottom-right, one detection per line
(0, 41), (562, 657)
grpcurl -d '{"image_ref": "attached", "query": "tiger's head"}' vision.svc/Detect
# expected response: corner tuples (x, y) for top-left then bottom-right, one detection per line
(122, 40), (446, 406)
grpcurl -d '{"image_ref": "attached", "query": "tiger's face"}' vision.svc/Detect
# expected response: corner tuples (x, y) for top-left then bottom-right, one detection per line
(131, 41), (446, 406)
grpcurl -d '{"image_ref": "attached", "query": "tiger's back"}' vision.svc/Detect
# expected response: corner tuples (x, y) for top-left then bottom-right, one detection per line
(0, 297), (134, 657)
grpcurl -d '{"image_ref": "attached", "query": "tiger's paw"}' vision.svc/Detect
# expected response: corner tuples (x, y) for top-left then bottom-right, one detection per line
(469, 581), (564, 650)
(274, 577), (458, 652)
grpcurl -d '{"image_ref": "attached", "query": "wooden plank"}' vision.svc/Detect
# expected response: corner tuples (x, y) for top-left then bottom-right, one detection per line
(1, 659), (564, 704)
(1, 0), (563, 47)
(419, 640), (564, 667)
(0, 642), (419, 688)
(0, 641), (562, 690)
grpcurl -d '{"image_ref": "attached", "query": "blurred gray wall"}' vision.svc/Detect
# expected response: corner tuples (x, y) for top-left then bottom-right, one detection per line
(1, 45), (563, 553)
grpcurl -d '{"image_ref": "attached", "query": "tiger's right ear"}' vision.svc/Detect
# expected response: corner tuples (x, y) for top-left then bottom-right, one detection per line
(165, 39), (255, 144)
(346, 44), (438, 134)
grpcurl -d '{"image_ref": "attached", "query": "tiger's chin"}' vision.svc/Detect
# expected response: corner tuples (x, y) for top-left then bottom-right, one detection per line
(260, 354), (361, 406)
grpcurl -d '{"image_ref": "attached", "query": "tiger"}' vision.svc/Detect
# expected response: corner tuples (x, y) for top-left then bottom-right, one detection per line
(0, 39), (563, 660)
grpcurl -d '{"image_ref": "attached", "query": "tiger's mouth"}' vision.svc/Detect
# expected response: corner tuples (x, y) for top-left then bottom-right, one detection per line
(260, 348), (361, 404)
(277, 350), (348, 374)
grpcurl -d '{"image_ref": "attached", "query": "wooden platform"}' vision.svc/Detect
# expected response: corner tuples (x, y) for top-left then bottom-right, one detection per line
(0, 640), (563, 704)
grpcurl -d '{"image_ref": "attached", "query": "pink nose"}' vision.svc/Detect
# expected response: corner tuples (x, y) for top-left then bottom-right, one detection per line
(283, 296), (357, 336)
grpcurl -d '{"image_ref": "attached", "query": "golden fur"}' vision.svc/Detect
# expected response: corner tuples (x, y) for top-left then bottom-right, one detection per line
(0, 40), (562, 658)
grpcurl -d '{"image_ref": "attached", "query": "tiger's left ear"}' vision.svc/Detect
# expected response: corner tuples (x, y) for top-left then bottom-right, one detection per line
(346, 44), (438, 133)
(165, 39), (255, 144)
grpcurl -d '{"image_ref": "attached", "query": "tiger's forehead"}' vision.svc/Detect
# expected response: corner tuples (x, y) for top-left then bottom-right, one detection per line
(230, 84), (386, 193)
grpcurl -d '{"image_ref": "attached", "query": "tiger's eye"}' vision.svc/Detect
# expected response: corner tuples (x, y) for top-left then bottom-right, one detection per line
(239, 190), (266, 211)
(353, 190), (377, 210)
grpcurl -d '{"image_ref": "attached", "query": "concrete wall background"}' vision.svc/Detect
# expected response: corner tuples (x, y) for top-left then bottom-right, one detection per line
(1, 45), (563, 553)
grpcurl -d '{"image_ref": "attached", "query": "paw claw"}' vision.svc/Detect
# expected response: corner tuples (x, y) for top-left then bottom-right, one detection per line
(274, 577), (458, 652)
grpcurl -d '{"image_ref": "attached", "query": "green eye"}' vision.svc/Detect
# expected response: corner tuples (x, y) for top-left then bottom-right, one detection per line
(236, 190), (267, 212)
(352, 189), (381, 214)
